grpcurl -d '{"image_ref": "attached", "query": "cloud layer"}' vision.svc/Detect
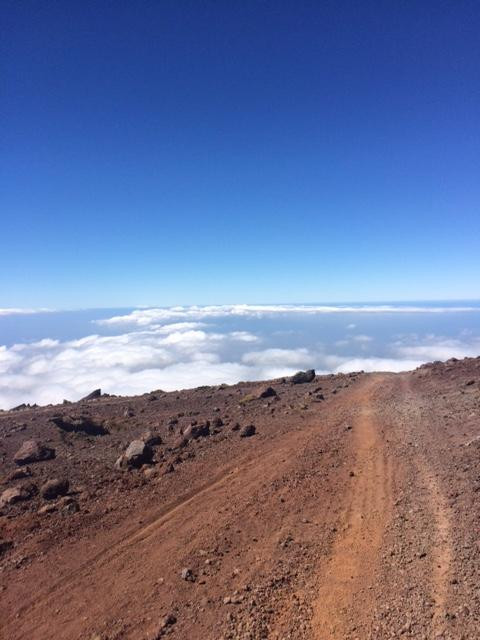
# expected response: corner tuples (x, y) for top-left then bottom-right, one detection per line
(95, 303), (478, 327)
(1, 306), (479, 410)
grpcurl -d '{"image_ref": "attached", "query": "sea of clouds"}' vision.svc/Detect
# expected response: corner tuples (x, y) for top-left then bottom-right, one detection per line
(0, 304), (479, 409)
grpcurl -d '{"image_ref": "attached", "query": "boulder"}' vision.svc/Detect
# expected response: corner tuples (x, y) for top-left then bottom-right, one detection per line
(0, 540), (13, 555)
(6, 467), (31, 482)
(0, 484), (35, 507)
(116, 440), (153, 469)
(79, 389), (102, 401)
(291, 369), (316, 384)
(183, 422), (210, 440)
(142, 430), (162, 447)
(240, 424), (256, 438)
(40, 478), (69, 500)
(50, 415), (109, 436)
(259, 386), (277, 398)
(14, 440), (55, 465)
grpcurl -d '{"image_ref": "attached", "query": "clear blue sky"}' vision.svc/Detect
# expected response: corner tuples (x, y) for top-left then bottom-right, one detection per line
(2, 1), (479, 308)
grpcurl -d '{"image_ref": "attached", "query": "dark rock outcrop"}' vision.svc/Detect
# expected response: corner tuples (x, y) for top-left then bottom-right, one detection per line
(291, 369), (316, 384)
(240, 424), (256, 438)
(115, 440), (153, 470)
(14, 440), (55, 465)
(79, 389), (102, 401)
(40, 478), (69, 500)
(51, 415), (109, 436)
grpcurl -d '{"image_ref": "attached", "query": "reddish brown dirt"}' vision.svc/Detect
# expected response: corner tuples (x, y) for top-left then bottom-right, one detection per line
(1, 359), (480, 639)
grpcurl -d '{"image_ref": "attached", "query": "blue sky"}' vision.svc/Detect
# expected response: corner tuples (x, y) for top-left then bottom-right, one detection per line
(2, 1), (479, 308)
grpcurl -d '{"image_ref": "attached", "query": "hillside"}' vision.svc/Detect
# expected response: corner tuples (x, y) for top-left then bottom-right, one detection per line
(1, 358), (480, 640)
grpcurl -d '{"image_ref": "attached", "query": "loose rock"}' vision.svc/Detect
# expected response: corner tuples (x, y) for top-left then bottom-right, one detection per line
(14, 440), (55, 465)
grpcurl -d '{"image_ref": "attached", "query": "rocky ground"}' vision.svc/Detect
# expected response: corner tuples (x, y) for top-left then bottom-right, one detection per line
(1, 358), (480, 640)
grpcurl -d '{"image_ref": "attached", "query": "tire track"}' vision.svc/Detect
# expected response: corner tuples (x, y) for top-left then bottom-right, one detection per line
(312, 376), (394, 638)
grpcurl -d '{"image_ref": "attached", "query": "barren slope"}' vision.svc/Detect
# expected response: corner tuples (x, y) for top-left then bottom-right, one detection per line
(1, 359), (480, 639)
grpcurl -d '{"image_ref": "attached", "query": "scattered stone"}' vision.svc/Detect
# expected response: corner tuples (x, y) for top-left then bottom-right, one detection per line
(11, 403), (28, 412)
(50, 415), (109, 436)
(142, 430), (163, 447)
(231, 422), (241, 431)
(14, 440), (55, 465)
(116, 440), (153, 469)
(154, 614), (177, 638)
(212, 416), (224, 428)
(79, 389), (102, 401)
(240, 424), (256, 438)
(123, 407), (135, 418)
(40, 478), (69, 500)
(259, 386), (277, 398)
(291, 369), (316, 384)
(62, 499), (79, 514)
(38, 503), (57, 515)
(0, 486), (31, 507)
(183, 422), (210, 440)
(0, 540), (13, 555)
(6, 467), (31, 482)
(181, 567), (195, 581)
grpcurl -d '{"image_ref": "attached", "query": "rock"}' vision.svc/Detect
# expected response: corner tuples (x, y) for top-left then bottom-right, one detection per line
(143, 467), (158, 480)
(0, 482), (36, 507)
(14, 440), (55, 465)
(0, 487), (29, 507)
(183, 422), (210, 440)
(50, 415), (109, 436)
(231, 422), (241, 431)
(291, 369), (316, 384)
(240, 424), (256, 438)
(154, 614), (177, 638)
(142, 430), (162, 447)
(62, 499), (79, 514)
(0, 540), (13, 555)
(40, 478), (69, 500)
(122, 440), (153, 468)
(38, 503), (57, 515)
(212, 417), (224, 428)
(259, 386), (277, 398)
(6, 467), (31, 482)
(173, 436), (189, 449)
(11, 403), (28, 411)
(181, 567), (195, 581)
(79, 388), (102, 401)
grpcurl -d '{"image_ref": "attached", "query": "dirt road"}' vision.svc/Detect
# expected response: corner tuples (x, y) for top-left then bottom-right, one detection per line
(1, 361), (479, 639)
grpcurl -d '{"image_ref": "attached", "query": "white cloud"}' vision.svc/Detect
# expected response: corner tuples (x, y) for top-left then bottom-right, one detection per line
(330, 356), (423, 373)
(242, 347), (316, 368)
(394, 336), (480, 361)
(0, 308), (53, 316)
(95, 303), (479, 327)
(1, 308), (480, 410)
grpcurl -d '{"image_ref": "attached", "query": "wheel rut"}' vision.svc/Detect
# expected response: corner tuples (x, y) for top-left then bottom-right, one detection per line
(312, 376), (394, 638)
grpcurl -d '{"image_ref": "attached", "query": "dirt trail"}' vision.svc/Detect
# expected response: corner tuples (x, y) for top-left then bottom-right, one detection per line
(312, 376), (394, 638)
(399, 375), (454, 638)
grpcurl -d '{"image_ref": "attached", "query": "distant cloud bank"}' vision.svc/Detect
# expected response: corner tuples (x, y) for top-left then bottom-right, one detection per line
(96, 303), (479, 327)
(0, 304), (479, 410)
(0, 308), (53, 317)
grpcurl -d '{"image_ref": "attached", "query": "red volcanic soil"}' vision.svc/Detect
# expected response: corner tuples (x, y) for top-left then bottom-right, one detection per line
(1, 359), (480, 639)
